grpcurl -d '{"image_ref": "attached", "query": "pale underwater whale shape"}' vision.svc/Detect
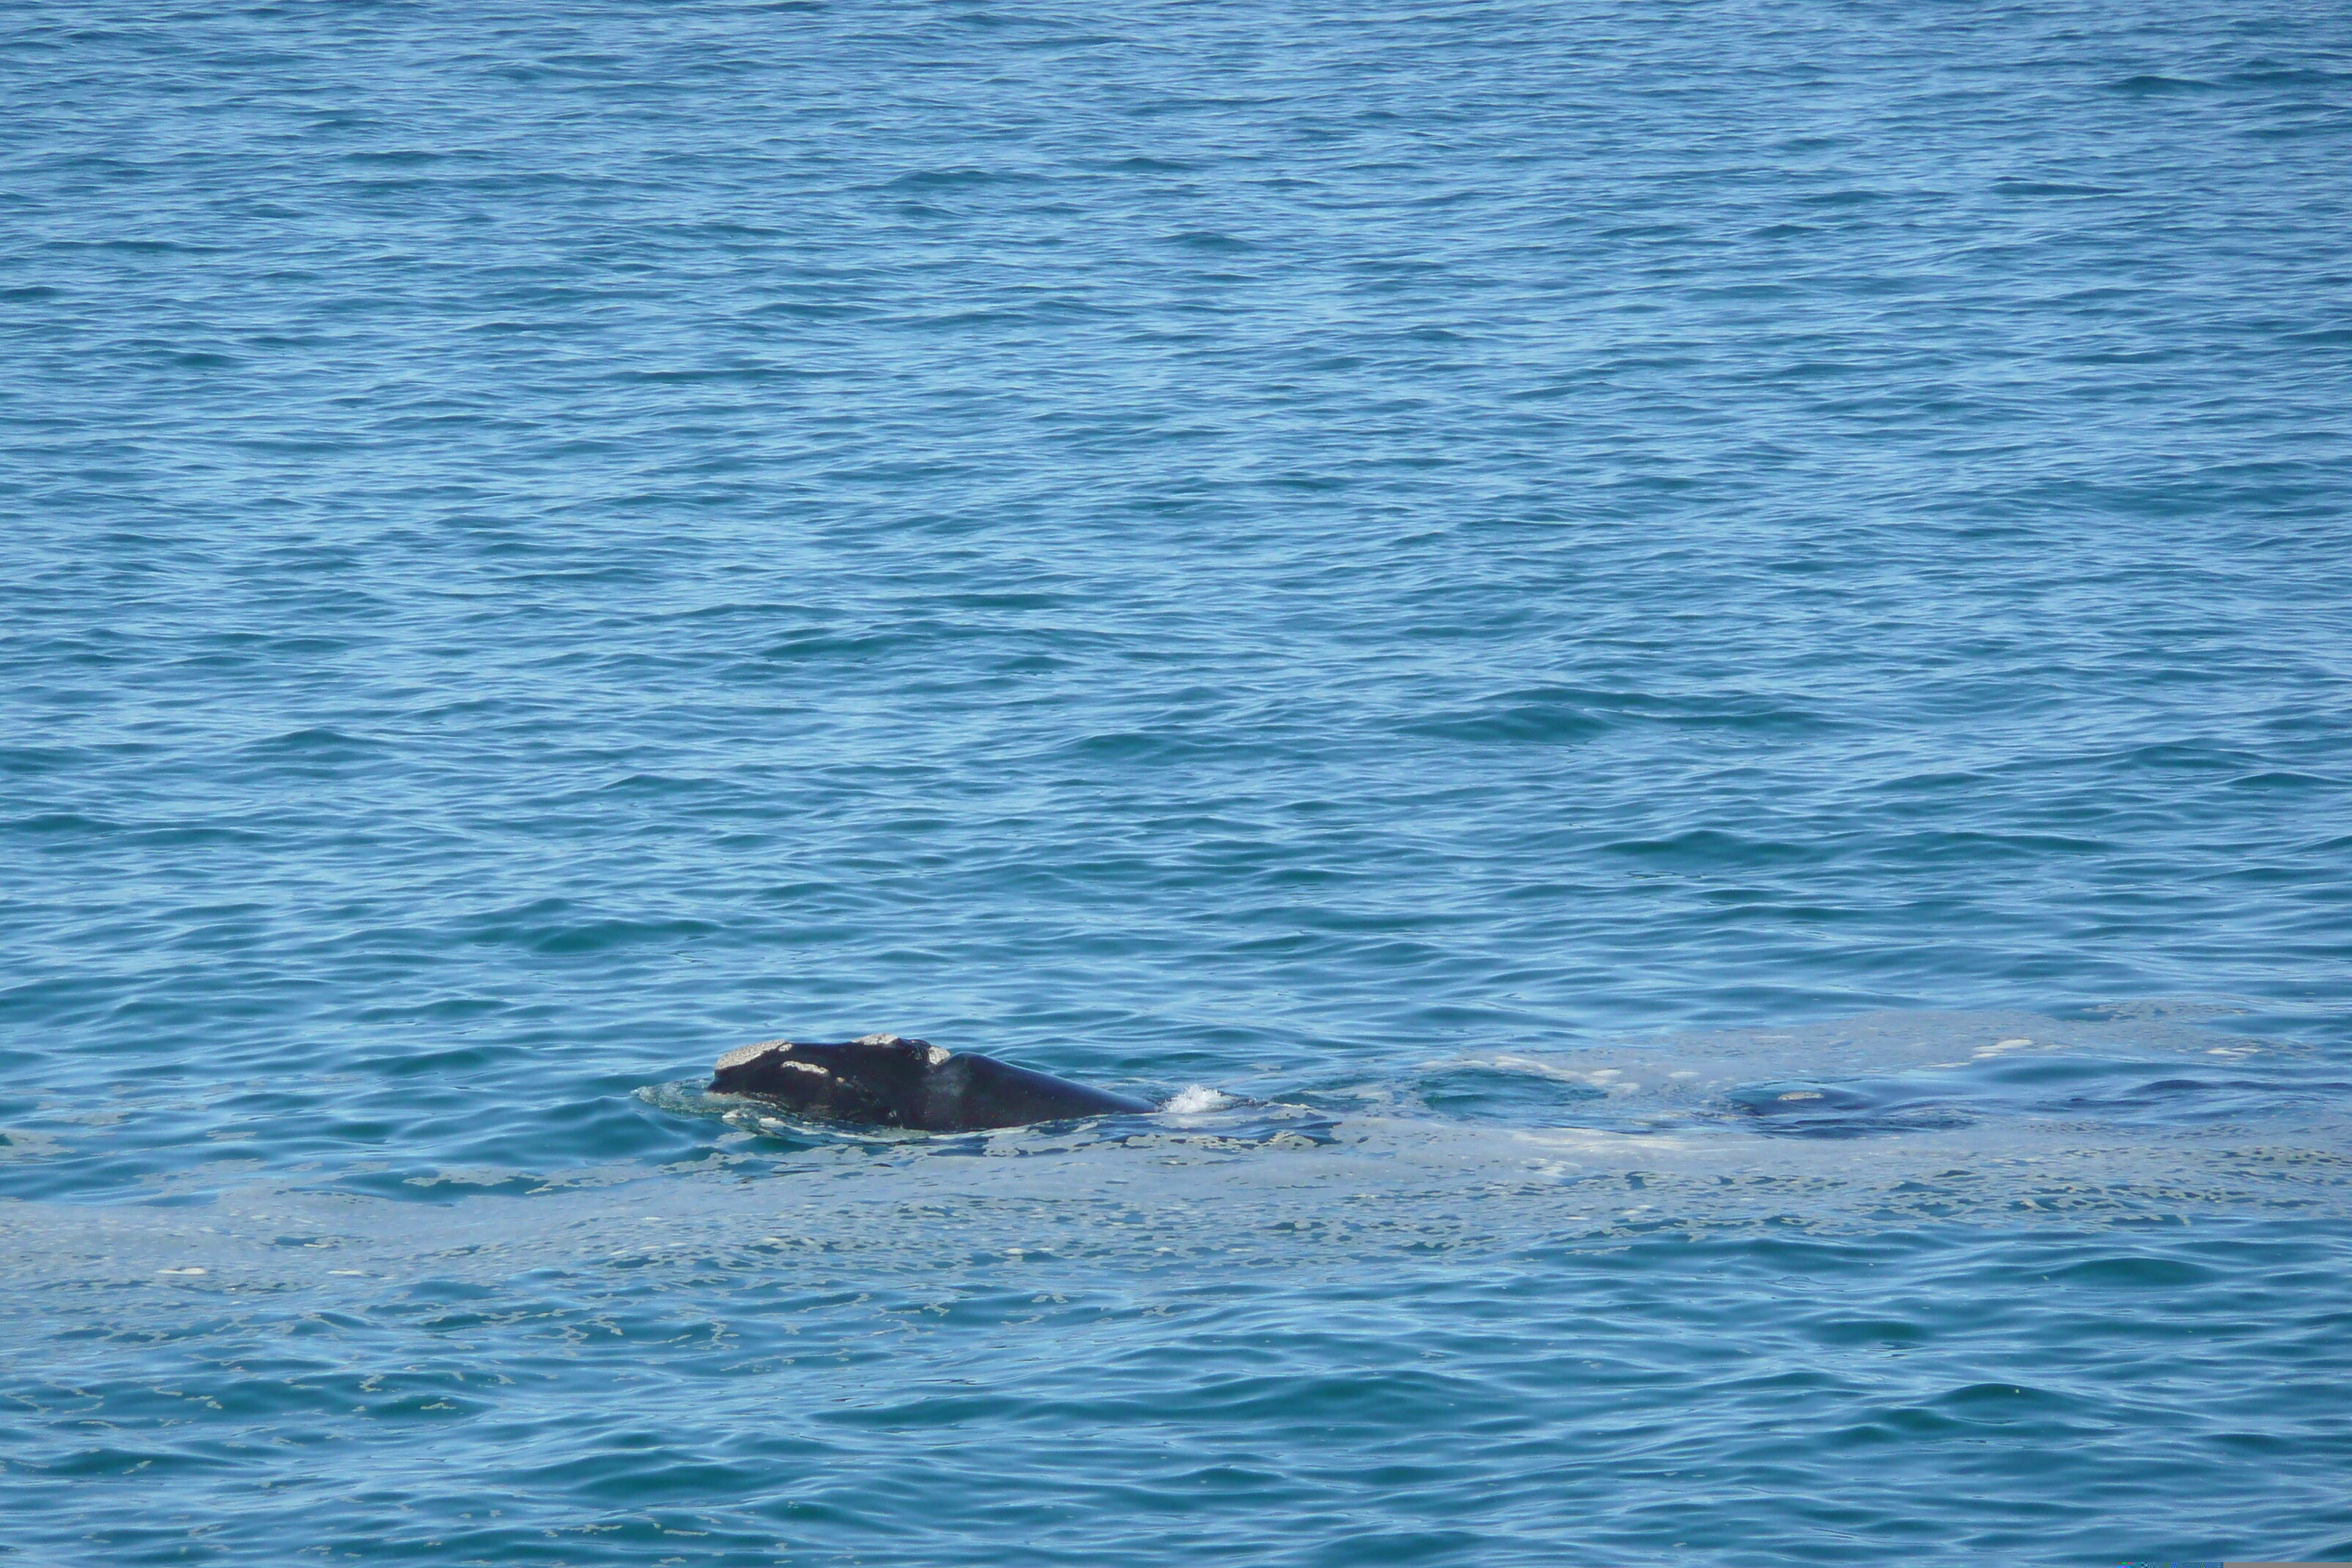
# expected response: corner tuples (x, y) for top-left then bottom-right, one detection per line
(710, 1033), (1156, 1132)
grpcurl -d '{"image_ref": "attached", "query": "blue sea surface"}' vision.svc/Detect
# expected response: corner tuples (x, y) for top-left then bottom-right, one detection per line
(4, 0), (2351, 1561)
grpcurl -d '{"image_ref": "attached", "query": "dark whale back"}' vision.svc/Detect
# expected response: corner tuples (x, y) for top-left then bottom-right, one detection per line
(709, 1034), (1151, 1132)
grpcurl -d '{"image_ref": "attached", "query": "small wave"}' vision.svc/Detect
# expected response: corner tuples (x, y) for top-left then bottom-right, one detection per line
(2106, 73), (2220, 95)
(235, 727), (389, 759)
(4, 812), (118, 836)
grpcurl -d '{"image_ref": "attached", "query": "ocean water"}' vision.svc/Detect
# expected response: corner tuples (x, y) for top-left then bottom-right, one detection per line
(4, 0), (2351, 1561)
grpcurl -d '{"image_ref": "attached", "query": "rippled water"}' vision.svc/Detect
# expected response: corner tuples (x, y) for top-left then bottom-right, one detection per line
(5, 0), (2351, 1561)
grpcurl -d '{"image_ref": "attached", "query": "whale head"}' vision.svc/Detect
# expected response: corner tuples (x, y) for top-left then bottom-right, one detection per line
(709, 1034), (948, 1128)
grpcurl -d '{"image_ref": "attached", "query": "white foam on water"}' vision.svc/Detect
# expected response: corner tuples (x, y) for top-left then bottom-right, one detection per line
(24, 1010), (2322, 1303)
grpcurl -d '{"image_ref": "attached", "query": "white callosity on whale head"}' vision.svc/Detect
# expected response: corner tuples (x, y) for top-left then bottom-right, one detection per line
(715, 1040), (791, 1071)
(845, 1031), (945, 1063)
(778, 1060), (829, 1078)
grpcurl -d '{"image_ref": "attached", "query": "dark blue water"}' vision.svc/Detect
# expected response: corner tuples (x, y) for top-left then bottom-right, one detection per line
(5, 1), (2351, 1561)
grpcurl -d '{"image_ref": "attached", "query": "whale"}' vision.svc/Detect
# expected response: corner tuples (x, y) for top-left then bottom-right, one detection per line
(709, 1033), (1154, 1132)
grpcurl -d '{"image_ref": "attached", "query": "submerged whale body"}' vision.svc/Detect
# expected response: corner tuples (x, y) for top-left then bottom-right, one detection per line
(710, 1033), (1154, 1132)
